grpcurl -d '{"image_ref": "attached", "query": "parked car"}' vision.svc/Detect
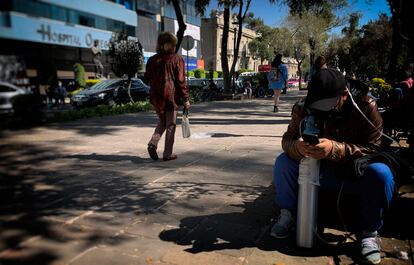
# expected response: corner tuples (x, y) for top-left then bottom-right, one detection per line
(288, 78), (305, 88)
(71, 78), (149, 108)
(0, 82), (30, 115)
(69, 78), (103, 97)
(187, 78), (207, 88)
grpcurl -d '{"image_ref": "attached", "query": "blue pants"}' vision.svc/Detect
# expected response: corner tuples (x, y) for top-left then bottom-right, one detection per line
(274, 153), (395, 232)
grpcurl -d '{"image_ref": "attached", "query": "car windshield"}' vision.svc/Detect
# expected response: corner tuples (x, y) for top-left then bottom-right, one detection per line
(89, 79), (120, 90)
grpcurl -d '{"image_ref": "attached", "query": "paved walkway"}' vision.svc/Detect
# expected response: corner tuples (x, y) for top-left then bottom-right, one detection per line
(0, 91), (412, 265)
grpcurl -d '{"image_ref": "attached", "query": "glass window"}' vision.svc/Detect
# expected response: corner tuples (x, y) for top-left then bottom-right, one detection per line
(11, 0), (128, 33)
(13, 0), (51, 19)
(95, 16), (106, 30)
(185, 1), (201, 26)
(67, 10), (78, 24)
(50, 5), (66, 21)
(164, 3), (176, 19)
(0, 12), (11, 27)
(107, 19), (124, 32)
(126, 25), (135, 36)
(79, 14), (95, 27)
(137, 0), (160, 14)
(0, 85), (16, 92)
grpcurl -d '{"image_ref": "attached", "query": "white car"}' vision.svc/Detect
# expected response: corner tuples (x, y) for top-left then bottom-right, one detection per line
(0, 82), (29, 115)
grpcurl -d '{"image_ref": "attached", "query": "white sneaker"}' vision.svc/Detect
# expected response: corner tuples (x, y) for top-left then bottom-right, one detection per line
(270, 209), (295, 239)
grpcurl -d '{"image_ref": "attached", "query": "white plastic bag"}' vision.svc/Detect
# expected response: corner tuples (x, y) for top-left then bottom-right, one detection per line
(182, 109), (191, 138)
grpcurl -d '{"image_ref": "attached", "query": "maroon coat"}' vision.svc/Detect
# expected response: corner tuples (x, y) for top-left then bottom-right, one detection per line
(145, 53), (189, 113)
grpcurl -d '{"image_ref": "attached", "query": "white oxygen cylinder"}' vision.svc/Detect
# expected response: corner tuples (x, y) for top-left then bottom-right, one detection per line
(296, 157), (320, 248)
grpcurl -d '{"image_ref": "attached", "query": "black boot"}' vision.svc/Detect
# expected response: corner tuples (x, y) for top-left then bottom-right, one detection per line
(273, 106), (279, 113)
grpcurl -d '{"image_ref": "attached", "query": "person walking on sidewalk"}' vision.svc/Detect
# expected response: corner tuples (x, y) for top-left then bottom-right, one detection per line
(268, 54), (288, 112)
(145, 32), (190, 161)
(271, 68), (394, 265)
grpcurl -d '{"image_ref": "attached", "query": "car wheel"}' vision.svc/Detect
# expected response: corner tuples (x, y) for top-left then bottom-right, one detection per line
(108, 98), (116, 107)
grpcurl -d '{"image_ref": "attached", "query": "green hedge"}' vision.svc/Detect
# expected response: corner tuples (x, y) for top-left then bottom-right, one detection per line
(187, 70), (195, 77)
(205, 71), (219, 79)
(48, 101), (153, 123)
(193, 69), (206, 79)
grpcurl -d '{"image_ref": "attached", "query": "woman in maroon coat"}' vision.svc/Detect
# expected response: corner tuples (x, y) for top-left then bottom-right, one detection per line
(145, 32), (190, 161)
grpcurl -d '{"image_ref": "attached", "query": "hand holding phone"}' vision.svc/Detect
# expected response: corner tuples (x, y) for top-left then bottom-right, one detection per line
(302, 134), (320, 145)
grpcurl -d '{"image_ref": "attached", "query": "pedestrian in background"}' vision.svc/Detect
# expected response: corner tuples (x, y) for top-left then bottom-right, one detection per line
(244, 80), (252, 100)
(145, 32), (190, 161)
(54, 81), (66, 105)
(268, 54), (288, 112)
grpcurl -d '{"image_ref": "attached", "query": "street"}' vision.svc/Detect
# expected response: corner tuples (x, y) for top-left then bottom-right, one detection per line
(0, 90), (412, 265)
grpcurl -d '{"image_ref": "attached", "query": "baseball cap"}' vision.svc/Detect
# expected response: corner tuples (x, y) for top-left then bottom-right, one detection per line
(304, 68), (347, 111)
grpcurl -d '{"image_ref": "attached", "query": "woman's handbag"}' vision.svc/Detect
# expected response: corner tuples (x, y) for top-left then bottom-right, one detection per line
(182, 108), (191, 138)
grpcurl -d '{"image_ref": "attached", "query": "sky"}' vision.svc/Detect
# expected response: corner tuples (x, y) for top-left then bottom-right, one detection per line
(204, 0), (391, 34)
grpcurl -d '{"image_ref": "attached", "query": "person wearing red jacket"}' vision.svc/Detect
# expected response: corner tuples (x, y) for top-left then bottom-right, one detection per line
(145, 32), (190, 161)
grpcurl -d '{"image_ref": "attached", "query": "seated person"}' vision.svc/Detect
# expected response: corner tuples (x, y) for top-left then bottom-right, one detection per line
(272, 68), (394, 265)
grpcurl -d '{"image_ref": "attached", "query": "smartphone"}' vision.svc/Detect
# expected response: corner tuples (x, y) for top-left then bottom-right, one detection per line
(302, 134), (320, 145)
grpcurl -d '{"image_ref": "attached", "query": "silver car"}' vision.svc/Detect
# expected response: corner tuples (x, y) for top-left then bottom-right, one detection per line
(0, 82), (29, 115)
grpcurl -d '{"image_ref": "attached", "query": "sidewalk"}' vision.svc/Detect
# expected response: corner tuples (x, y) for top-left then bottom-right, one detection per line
(0, 90), (412, 265)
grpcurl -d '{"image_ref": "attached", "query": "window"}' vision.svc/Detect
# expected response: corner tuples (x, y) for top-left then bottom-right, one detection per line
(164, 3), (176, 19)
(79, 14), (95, 27)
(110, 0), (136, 10)
(186, 0), (201, 26)
(107, 19), (124, 32)
(11, 0), (133, 34)
(0, 12), (11, 27)
(50, 5), (66, 21)
(13, 0), (51, 19)
(0, 85), (16, 92)
(137, 0), (160, 14)
(126, 25), (135, 36)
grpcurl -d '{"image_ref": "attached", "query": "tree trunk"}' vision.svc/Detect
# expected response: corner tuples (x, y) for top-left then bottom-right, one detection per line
(229, 2), (244, 92)
(298, 61), (303, 89)
(386, 4), (401, 84)
(309, 37), (316, 68)
(221, 5), (231, 94)
(172, 0), (187, 54)
(220, 0), (252, 95)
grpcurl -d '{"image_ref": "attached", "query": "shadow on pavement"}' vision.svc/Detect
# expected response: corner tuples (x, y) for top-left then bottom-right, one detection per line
(159, 182), (414, 264)
(0, 143), (146, 264)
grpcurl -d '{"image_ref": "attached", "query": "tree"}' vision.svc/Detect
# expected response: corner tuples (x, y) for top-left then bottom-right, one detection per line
(325, 12), (361, 73)
(286, 11), (330, 70)
(356, 14), (393, 79)
(246, 14), (293, 65)
(386, 0), (414, 83)
(270, 0), (347, 17)
(291, 31), (308, 88)
(108, 32), (144, 103)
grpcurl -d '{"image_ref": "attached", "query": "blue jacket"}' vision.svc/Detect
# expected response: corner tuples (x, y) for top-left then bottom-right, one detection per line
(268, 64), (288, 90)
